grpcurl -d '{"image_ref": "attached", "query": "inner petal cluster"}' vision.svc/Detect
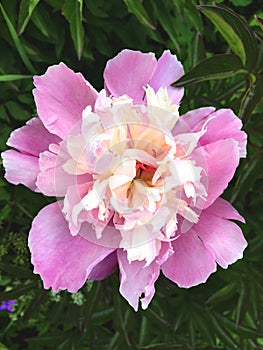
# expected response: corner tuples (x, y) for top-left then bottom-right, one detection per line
(60, 88), (208, 265)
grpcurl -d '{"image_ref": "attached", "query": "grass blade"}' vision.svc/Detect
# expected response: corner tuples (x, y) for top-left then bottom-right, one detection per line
(0, 3), (36, 73)
(0, 74), (32, 82)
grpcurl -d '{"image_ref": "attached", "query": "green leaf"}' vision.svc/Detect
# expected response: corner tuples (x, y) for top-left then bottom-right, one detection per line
(231, 151), (263, 202)
(139, 343), (183, 349)
(211, 314), (240, 350)
(235, 281), (248, 325)
(123, 0), (155, 29)
(255, 15), (263, 31)
(22, 290), (49, 322)
(44, 0), (64, 9)
(31, 7), (51, 37)
(195, 314), (216, 346)
(113, 292), (133, 349)
(0, 282), (36, 302)
(0, 204), (11, 220)
(62, 0), (84, 60)
(197, 4), (258, 70)
(0, 4), (35, 73)
(18, 0), (40, 34)
(5, 101), (30, 121)
(0, 263), (34, 279)
(216, 313), (263, 339)
(91, 307), (114, 325)
(229, 0), (252, 6)
(0, 343), (8, 350)
(0, 74), (32, 82)
(239, 74), (263, 124)
(189, 32), (206, 68)
(173, 54), (244, 87)
(27, 334), (71, 346)
(151, 1), (180, 53)
(206, 282), (238, 304)
(138, 316), (148, 346)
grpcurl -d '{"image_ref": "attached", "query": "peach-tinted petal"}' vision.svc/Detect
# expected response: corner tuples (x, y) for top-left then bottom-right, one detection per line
(120, 224), (162, 266)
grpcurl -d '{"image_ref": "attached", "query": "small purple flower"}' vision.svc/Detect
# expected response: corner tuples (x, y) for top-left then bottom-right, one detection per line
(0, 300), (16, 312)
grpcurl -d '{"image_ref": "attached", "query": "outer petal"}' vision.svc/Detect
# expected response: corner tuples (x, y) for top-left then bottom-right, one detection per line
(149, 50), (184, 104)
(2, 117), (61, 191)
(88, 252), (117, 280)
(28, 202), (115, 293)
(206, 197), (245, 223)
(33, 63), (98, 139)
(104, 49), (157, 103)
(162, 231), (217, 288)
(7, 117), (61, 156)
(174, 107), (215, 135)
(199, 109), (247, 158)
(179, 108), (247, 158)
(2, 150), (39, 191)
(195, 200), (247, 268)
(36, 150), (75, 196)
(117, 250), (160, 311)
(193, 139), (240, 209)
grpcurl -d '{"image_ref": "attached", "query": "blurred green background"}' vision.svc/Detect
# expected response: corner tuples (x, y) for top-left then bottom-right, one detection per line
(0, 0), (262, 349)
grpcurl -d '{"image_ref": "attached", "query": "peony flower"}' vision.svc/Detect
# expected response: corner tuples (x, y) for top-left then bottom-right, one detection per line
(1, 49), (247, 311)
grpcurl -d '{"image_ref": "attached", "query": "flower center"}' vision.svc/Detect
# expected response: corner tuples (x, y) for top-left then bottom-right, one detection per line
(135, 162), (157, 184)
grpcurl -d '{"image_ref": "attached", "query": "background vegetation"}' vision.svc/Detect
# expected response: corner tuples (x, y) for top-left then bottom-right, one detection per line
(0, 0), (262, 349)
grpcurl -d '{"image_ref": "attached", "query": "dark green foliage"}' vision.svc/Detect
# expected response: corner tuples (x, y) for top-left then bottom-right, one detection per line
(0, 1), (262, 349)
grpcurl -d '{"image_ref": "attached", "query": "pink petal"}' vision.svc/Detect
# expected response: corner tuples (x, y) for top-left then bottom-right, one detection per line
(36, 149), (90, 197)
(117, 249), (160, 311)
(175, 107), (215, 135)
(206, 197), (245, 223)
(104, 49), (157, 103)
(155, 241), (174, 265)
(1, 150), (39, 191)
(36, 150), (74, 196)
(88, 252), (117, 280)
(194, 202), (247, 268)
(33, 63), (98, 139)
(149, 50), (184, 104)
(199, 109), (247, 158)
(28, 201), (115, 293)
(79, 222), (121, 250)
(179, 108), (247, 158)
(62, 181), (113, 239)
(7, 117), (61, 156)
(193, 138), (240, 209)
(63, 182), (92, 235)
(162, 231), (217, 288)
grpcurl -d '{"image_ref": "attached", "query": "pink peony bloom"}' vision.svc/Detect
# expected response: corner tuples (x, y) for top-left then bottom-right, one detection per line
(2, 49), (247, 311)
